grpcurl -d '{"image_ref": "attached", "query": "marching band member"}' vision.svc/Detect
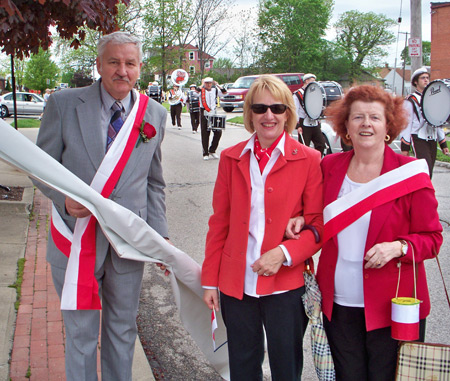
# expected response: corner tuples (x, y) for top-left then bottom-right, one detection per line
(168, 83), (186, 129)
(186, 84), (200, 133)
(199, 77), (227, 160)
(293, 73), (326, 155)
(400, 67), (449, 177)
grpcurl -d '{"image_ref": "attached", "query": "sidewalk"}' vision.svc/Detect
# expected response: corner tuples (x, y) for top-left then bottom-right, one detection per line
(0, 127), (154, 381)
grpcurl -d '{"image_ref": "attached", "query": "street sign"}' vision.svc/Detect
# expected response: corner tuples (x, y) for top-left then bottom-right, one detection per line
(409, 38), (422, 57)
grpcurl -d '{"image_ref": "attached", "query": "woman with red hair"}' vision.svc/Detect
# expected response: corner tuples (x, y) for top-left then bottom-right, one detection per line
(288, 85), (443, 380)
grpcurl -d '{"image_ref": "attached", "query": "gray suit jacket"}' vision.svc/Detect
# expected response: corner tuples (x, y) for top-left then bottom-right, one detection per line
(34, 80), (168, 274)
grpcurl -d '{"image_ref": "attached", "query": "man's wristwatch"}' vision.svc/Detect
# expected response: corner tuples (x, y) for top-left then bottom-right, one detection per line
(399, 240), (408, 257)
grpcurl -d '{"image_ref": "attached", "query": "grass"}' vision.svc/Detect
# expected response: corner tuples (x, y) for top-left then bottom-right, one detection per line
(9, 258), (26, 311)
(161, 102), (187, 113)
(9, 118), (41, 128)
(437, 149), (450, 163)
(227, 116), (244, 124)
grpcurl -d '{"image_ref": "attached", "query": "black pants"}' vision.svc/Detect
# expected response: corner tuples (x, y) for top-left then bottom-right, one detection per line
(324, 303), (426, 381)
(411, 134), (437, 178)
(220, 288), (308, 381)
(200, 110), (222, 156)
(190, 111), (200, 131)
(170, 103), (182, 127)
(298, 125), (325, 155)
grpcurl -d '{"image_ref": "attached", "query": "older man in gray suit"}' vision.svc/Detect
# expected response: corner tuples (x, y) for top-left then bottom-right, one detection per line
(34, 31), (168, 381)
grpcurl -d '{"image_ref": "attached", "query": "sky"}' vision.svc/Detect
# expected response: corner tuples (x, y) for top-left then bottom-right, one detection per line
(231, 0), (433, 67)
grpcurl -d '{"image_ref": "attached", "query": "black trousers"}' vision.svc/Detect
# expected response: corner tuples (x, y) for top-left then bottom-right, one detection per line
(200, 110), (222, 156)
(324, 303), (426, 381)
(411, 134), (437, 178)
(170, 103), (182, 127)
(220, 288), (308, 381)
(190, 111), (200, 131)
(298, 125), (325, 155)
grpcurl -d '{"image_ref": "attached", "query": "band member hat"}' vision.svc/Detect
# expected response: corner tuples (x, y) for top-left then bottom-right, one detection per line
(411, 67), (429, 84)
(303, 73), (316, 81)
(204, 77), (213, 82)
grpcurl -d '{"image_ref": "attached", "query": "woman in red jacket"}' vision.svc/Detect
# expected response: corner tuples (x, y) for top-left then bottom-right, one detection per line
(201, 75), (323, 380)
(288, 85), (443, 380)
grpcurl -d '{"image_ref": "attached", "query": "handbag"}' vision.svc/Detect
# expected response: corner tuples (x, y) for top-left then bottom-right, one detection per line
(301, 225), (336, 381)
(395, 253), (450, 380)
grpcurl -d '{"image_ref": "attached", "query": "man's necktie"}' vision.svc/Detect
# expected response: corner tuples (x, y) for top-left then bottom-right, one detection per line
(106, 101), (124, 151)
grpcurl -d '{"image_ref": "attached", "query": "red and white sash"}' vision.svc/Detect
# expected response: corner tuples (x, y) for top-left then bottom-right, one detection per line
(323, 159), (431, 243)
(201, 88), (212, 113)
(51, 91), (149, 310)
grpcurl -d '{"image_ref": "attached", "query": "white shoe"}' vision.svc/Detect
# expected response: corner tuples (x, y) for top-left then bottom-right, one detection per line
(192, 131), (196, 134)
(203, 156), (209, 161)
(178, 126), (182, 130)
(210, 153), (219, 159)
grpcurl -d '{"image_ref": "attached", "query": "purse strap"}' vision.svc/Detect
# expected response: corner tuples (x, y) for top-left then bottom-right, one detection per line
(395, 241), (417, 300)
(434, 252), (450, 310)
(395, 244), (450, 311)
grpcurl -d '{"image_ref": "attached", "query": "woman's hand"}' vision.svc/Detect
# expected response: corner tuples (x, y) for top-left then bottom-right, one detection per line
(364, 241), (402, 269)
(203, 289), (219, 311)
(251, 246), (286, 277)
(285, 216), (305, 239)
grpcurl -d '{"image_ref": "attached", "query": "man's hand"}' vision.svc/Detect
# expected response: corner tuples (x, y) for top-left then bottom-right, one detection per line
(65, 197), (91, 218)
(203, 289), (219, 311)
(401, 150), (409, 157)
(443, 147), (450, 156)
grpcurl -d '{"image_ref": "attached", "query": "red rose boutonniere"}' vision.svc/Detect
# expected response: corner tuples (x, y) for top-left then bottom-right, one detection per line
(136, 120), (157, 147)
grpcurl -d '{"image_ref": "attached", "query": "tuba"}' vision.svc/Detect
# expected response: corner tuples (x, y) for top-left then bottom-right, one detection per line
(170, 68), (189, 87)
(168, 69), (189, 105)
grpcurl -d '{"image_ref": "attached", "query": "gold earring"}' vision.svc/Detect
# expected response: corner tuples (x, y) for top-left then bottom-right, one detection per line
(385, 134), (390, 142)
(346, 133), (351, 140)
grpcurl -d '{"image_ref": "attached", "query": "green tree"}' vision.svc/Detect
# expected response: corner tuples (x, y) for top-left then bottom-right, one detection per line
(143, 0), (191, 90)
(401, 41), (431, 66)
(334, 10), (396, 80)
(23, 48), (59, 93)
(257, 0), (333, 73)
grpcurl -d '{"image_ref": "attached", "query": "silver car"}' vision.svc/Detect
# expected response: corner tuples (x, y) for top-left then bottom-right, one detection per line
(0, 92), (45, 117)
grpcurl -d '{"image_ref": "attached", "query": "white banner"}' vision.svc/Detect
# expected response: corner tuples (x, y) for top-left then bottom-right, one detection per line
(0, 121), (229, 379)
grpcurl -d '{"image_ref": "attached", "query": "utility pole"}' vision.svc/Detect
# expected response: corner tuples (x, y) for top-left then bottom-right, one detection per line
(410, 0), (422, 78)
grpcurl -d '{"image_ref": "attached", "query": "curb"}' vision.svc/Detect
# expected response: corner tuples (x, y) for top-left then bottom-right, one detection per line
(436, 160), (450, 169)
(0, 186), (34, 215)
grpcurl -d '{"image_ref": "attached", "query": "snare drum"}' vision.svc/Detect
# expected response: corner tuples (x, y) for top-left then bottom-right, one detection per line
(421, 79), (450, 127)
(189, 91), (200, 113)
(207, 115), (226, 131)
(303, 81), (326, 120)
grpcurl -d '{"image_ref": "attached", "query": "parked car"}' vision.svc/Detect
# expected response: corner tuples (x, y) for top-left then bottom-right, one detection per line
(318, 81), (343, 107)
(220, 73), (304, 112)
(0, 92), (45, 117)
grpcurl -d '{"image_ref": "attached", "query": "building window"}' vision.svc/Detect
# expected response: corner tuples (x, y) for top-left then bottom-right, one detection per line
(205, 62), (210, 68)
(189, 66), (195, 75)
(189, 52), (195, 60)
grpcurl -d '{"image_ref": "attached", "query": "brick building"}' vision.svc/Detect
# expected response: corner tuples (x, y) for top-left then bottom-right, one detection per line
(430, 2), (450, 79)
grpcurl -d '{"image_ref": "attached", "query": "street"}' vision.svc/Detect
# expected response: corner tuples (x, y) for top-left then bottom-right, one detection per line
(137, 112), (450, 380)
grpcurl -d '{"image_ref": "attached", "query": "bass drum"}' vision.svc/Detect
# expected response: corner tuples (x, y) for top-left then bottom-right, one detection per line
(303, 81), (326, 120)
(421, 79), (450, 127)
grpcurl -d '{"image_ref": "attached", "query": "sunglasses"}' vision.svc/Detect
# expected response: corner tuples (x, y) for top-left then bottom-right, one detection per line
(250, 104), (288, 114)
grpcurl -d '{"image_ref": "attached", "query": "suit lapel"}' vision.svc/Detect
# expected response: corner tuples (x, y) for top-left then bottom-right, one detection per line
(76, 82), (105, 170)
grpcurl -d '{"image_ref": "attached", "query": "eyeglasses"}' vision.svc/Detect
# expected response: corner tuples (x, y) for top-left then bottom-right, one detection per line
(250, 104), (288, 114)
